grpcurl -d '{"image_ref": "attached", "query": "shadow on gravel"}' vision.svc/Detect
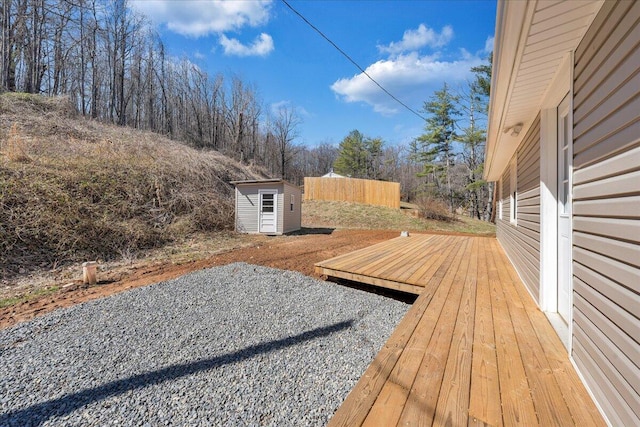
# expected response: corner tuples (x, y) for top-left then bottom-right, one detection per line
(288, 227), (335, 235)
(0, 320), (354, 426)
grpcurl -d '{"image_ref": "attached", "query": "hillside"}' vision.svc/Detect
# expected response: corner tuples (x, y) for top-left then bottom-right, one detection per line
(302, 200), (496, 235)
(0, 93), (266, 279)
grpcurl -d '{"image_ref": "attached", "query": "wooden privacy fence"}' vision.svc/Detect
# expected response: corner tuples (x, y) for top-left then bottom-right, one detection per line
(304, 177), (400, 209)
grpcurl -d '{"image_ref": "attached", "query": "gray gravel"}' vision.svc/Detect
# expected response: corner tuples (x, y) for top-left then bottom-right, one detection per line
(0, 263), (409, 426)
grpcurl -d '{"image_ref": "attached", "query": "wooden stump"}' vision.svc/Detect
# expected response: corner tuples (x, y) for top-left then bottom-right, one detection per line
(82, 261), (98, 285)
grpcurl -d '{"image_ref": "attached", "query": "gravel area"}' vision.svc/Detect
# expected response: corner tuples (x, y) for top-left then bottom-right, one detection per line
(0, 263), (409, 426)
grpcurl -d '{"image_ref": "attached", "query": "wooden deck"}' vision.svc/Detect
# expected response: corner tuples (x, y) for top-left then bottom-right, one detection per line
(316, 234), (606, 427)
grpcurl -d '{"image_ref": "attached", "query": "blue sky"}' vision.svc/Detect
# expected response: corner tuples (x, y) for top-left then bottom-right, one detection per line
(131, 0), (496, 147)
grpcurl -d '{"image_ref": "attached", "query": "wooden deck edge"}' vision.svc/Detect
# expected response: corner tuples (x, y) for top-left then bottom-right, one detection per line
(328, 290), (436, 426)
(316, 267), (423, 296)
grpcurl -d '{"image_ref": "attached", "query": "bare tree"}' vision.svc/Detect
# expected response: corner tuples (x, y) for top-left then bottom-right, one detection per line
(0, 0), (10, 90)
(270, 105), (301, 180)
(0, 0), (317, 185)
(313, 141), (339, 175)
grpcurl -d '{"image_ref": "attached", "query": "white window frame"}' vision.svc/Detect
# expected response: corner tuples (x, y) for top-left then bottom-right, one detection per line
(290, 194), (295, 212)
(509, 158), (517, 225)
(258, 189), (278, 234)
(539, 52), (573, 352)
(498, 180), (503, 220)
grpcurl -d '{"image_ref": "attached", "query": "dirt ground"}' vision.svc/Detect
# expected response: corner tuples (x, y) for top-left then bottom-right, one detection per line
(0, 229), (400, 330)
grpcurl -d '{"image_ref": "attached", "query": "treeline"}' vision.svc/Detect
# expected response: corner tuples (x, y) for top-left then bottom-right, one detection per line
(1, 0), (492, 219)
(0, 0), (303, 178)
(331, 62), (492, 220)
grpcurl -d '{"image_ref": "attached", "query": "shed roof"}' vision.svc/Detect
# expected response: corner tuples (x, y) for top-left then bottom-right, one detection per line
(230, 179), (298, 187)
(231, 179), (285, 185)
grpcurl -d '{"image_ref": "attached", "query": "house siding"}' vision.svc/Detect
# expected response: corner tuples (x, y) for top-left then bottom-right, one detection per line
(572, 1), (640, 425)
(496, 114), (541, 300)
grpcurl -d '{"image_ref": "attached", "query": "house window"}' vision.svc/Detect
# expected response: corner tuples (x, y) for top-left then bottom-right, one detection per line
(510, 159), (517, 225)
(290, 194), (294, 212)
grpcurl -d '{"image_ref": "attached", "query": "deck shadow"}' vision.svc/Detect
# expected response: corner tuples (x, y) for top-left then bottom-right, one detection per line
(327, 277), (418, 304)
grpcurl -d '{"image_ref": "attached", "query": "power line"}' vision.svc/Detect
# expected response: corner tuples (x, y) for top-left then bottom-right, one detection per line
(280, 0), (426, 121)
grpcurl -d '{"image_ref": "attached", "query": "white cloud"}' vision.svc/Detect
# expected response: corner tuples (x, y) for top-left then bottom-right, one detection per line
(378, 24), (453, 55)
(271, 100), (291, 115)
(220, 33), (274, 57)
(131, 0), (272, 37)
(331, 52), (484, 115)
(484, 36), (495, 54)
(333, 23), (491, 116)
(271, 101), (311, 118)
(193, 51), (205, 59)
(297, 106), (311, 118)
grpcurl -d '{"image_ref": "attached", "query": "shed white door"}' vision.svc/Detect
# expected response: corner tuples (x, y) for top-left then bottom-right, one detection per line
(258, 190), (277, 233)
(557, 94), (572, 324)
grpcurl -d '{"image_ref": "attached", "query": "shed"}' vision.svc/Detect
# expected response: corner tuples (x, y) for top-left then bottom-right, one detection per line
(231, 179), (301, 235)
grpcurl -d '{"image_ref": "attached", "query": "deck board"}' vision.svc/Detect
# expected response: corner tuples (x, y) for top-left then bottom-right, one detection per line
(468, 238), (502, 426)
(488, 239), (539, 426)
(433, 236), (477, 427)
(397, 238), (472, 427)
(321, 233), (606, 427)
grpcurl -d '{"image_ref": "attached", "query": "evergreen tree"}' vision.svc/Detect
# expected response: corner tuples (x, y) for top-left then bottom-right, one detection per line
(333, 130), (367, 178)
(458, 82), (487, 219)
(414, 83), (460, 212)
(469, 53), (493, 220)
(364, 137), (384, 179)
(470, 53), (492, 104)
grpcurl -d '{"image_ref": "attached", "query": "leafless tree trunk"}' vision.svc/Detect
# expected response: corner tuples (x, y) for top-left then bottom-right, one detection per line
(271, 105), (301, 180)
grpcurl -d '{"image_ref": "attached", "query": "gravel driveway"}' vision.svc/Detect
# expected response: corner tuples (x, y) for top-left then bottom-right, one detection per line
(0, 263), (409, 426)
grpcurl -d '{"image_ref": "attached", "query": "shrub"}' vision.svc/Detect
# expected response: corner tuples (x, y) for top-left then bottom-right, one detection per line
(415, 197), (455, 222)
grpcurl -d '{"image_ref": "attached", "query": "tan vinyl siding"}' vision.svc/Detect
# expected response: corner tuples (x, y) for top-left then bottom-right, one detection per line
(572, 1), (640, 425)
(496, 115), (541, 299)
(276, 190), (284, 233)
(282, 183), (302, 234)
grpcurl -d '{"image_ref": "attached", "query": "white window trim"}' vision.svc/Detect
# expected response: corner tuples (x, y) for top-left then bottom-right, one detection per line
(258, 189), (278, 234)
(498, 180), (503, 220)
(290, 194), (295, 212)
(509, 158), (517, 225)
(539, 52), (573, 353)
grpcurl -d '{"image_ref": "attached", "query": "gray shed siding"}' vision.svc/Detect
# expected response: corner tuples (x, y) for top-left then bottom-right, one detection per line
(235, 182), (301, 235)
(496, 115), (541, 300)
(235, 184), (261, 234)
(571, 1), (640, 425)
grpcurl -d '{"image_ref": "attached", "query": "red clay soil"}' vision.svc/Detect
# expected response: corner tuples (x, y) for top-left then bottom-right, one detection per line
(0, 229), (400, 330)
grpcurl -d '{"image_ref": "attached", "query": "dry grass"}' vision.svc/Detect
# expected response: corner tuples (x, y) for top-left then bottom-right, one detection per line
(3, 123), (31, 162)
(0, 231), (259, 301)
(0, 93), (265, 279)
(302, 200), (495, 235)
